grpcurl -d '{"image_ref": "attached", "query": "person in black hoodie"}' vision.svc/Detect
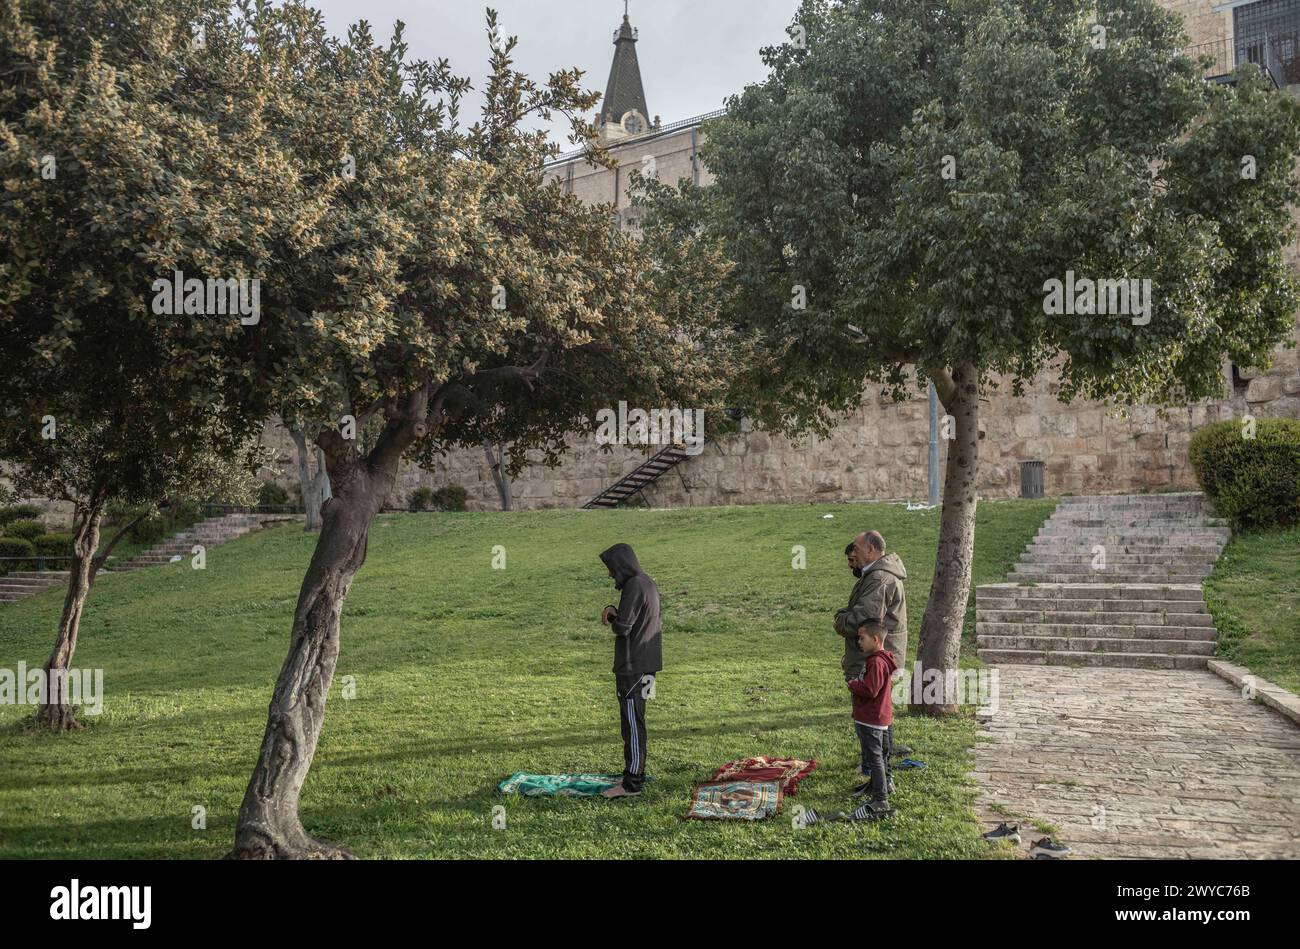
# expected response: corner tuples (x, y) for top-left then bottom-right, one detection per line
(598, 543), (662, 799)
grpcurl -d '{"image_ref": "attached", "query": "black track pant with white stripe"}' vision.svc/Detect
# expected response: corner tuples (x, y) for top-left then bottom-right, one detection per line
(616, 673), (651, 791)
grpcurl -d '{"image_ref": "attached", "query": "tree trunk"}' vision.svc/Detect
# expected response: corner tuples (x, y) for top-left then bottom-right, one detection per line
(230, 393), (429, 859)
(910, 364), (980, 717)
(292, 429), (331, 532)
(33, 498), (105, 731)
(483, 440), (512, 511)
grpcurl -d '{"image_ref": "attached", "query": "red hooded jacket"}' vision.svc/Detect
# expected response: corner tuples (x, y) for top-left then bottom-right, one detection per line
(847, 648), (898, 728)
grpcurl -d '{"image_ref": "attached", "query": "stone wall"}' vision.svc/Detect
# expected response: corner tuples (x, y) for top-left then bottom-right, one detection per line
(257, 308), (1300, 513)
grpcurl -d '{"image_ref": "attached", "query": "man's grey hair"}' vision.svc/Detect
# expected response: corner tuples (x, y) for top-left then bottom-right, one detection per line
(862, 530), (886, 553)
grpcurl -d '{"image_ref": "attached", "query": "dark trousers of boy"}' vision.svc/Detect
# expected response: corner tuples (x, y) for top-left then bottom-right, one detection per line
(855, 722), (893, 808)
(846, 663), (896, 759)
(616, 674), (651, 792)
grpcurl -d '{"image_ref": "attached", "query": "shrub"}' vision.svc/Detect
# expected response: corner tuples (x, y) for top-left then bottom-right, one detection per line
(257, 481), (292, 510)
(32, 533), (73, 559)
(1189, 418), (1300, 530)
(130, 516), (170, 546)
(3, 519), (46, 541)
(432, 485), (468, 512)
(0, 503), (44, 526)
(0, 536), (35, 574)
(408, 486), (435, 511)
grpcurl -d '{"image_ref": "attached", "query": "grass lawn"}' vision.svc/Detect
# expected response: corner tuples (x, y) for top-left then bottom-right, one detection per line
(0, 499), (1053, 859)
(1205, 527), (1300, 694)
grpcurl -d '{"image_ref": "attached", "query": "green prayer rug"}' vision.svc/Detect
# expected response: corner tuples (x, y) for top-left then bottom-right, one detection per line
(497, 772), (623, 797)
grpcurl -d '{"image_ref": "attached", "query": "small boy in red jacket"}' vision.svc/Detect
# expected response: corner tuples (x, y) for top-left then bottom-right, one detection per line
(847, 625), (898, 817)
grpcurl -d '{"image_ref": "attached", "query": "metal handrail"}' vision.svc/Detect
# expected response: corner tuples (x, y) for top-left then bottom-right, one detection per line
(1184, 36), (1289, 88)
(198, 503), (304, 516)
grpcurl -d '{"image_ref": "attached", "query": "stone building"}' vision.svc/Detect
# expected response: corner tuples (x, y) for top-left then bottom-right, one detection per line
(263, 2), (1300, 511)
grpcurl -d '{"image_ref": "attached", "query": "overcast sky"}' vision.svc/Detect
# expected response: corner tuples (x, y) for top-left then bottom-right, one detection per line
(311, 0), (802, 145)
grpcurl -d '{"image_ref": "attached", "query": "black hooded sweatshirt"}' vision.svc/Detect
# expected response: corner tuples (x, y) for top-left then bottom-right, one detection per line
(599, 544), (662, 676)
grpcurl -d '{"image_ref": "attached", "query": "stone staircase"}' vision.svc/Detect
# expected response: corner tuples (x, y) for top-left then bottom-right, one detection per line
(976, 493), (1230, 669)
(115, 513), (291, 570)
(0, 570), (71, 605)
(0, 512), (300, 606)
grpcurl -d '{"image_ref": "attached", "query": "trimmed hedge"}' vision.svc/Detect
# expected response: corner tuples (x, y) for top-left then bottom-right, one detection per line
(408, 487), (435, 512)
(432, 485), (467, 512)
(1189, 418), (1300, 530)
(0, 503), (43, 526)
(0, 536), (35, 573)
(3, 519), (46, 541)
(32, 533), (73, 559)
(257, 481), (291, 510)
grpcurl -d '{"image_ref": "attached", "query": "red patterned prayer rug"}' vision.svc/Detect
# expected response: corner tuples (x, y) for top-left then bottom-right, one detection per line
(708, 756), (817, 796)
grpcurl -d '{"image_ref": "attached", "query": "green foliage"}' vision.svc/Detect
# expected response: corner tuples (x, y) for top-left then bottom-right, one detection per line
(31, 533), (73, 559)
(0, 0), (276, 531)
(0, 535), (35, 572)
(1189, 418), (1300, 529)
(256, 482), (292, 511)
(640, 0), (1300, 432)
(431, 486), (468, 512)
(3, 519), (46, 541)
(407, 487), (435, 512)
(1205, 527), (1300, 694)
(0, 503), (43, 525)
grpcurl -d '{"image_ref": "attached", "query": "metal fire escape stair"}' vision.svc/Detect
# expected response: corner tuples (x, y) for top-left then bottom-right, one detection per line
(582, 441), (699, 509)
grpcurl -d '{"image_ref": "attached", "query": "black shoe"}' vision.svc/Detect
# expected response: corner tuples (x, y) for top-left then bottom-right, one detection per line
(800, 808), (847, 826)
(982, 823), (1021, 845)
(849, 801), (894, 821)
(1030, 837), (1070, 859)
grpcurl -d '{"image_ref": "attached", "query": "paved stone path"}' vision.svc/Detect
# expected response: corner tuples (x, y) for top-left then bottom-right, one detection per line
(971, 665), (1300, 858)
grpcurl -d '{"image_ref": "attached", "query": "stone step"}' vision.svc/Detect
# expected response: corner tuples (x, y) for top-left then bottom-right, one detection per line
(976, 620), (1217, 640)
(976, 634), (1217, 655)
(1012, 558), (1213, 571)
(1009, 566), (1212, 581)
(1018, 552), (1219, 566)
(976, 582), (1206, 600)
(977, 596), (1208, 614)
(1050, 501), (1219, 511)
(1006, 572), (1209, 585)
(977, 609), (1214, 627)
(1027, 541), (1223, 553)
(6, 570), (71, 579)
(0, 577), (66, 590)
(1034, 525), (1227, 533)
(975, 648), (1210, 670)
(1035, 528), (1230, 540)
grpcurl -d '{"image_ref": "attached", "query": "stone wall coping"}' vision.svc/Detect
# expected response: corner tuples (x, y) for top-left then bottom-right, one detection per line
(1207, 659), (1300, 729)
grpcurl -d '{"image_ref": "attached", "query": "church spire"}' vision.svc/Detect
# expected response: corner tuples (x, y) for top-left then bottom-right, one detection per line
(599, 6), (649, 135)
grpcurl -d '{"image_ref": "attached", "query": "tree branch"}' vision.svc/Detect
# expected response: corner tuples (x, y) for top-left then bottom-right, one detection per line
(928, 366), (957, 409)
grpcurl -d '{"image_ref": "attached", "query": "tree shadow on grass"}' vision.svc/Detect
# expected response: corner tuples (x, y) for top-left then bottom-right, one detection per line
(0, 708), (849, 793)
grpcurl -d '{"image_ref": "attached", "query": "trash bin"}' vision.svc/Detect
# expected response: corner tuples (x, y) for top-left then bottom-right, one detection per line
(1019, 460), (1045, 499)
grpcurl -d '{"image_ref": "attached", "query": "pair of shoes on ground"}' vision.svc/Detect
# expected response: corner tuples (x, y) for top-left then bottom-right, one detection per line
(981, 823), (1071, 859)
(801, 801), (895, 825)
